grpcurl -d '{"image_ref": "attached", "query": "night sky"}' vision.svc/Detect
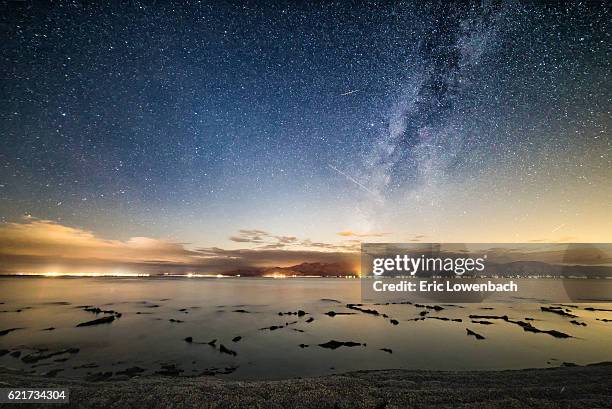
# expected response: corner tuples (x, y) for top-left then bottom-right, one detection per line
(0, 1), (610, 273)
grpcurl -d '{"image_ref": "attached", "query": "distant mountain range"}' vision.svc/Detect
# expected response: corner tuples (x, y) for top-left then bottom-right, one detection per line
(221, 262), (356, 277)
(217, 260), (612, 278)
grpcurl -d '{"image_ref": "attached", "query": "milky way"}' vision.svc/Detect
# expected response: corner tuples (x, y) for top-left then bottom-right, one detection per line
(1, 1), (610, 248)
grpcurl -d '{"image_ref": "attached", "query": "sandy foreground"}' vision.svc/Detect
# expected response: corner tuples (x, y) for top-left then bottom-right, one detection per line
(1, 363), (611, 408)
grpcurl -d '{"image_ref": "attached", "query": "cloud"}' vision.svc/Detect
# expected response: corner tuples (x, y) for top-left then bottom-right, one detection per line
(229, 229), (269, 243)
(0, 219), (198, 262)
(0, 219), (359, 275)
(275, 235), (298, 244)
(229, 230), (357, 251)
(0, 219), (206, 274)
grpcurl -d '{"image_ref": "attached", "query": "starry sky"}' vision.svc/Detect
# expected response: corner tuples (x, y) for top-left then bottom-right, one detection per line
(0, 1), (610, 274)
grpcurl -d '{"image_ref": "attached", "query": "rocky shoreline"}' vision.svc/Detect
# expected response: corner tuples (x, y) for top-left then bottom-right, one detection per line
(1, 363), (610, 408)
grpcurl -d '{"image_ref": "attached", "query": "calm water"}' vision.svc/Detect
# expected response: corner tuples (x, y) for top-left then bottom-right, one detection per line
(0, 277), (611, 380)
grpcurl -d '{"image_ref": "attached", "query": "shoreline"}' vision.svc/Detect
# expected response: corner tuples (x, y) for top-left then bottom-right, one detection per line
(1, 363), (611, 408)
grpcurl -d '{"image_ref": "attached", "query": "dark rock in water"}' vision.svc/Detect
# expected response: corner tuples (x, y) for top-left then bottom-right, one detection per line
(570, 320), (587, 326)
(184, 337), (193, 343)
(346, 304), (380, 316)
(415, 304), (444, 311)
(427, 316), (463, 323)
(146, 304), (160, 308)
(324, 311), (354, 317)
(596, 318), (612, 322)
(382, 314), (389, 318)
(320, 299), (341, 303)
(233, 309), (250, 313)
(469, 314), (509, 320)
(299, 344), (309, 348)
(390, 319), (399, 325)
(466, 328), (485, 340)
(318, 340), (364, 350)
(76, 316), (115, 327)
(207, 339), (217, 346)
(279, 310), (308, 316)
(0, 349), (8, 357)
(380, 348), (393, 354)
(511, 320), (572, 338)
(82, 306), (122, 317)
(0, 327), (23, 336)
(544, 329), (572, 338)
(584, 307), (612, 312)
(179, 308), (188, 312)
(22, 348), (79, 364)
(44, 368), (64, 378)
(232, 336), (242, 342)
(260, 325), (283, 331)
(269, 325), (282, 331)
(54, 358), (69, 362)
(419, 311), (429, 316)
(86, 372), (114, 382)
(219, 344), (237, 356)
(9, 350), (21, 358)
(169, 319), (184, 323)
(541, 306), (578, 318)
(42, 327), (56, 331)
(260, 320), (297, 331)
(155, 364), (183, 376)
(471, 320), (493, 325)
(306, 317), (314, 323)
(292, 328), (304, 333)
(116, 366), (145, 377)
(562, 362), (578, 367)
